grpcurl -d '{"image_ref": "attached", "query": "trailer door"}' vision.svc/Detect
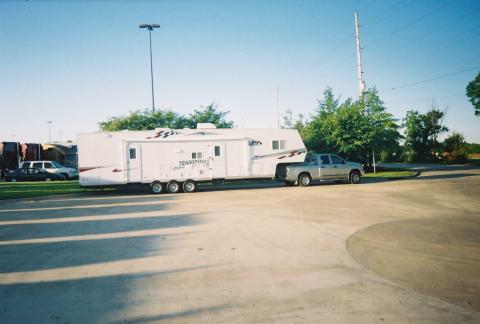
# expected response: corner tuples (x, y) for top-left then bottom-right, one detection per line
(127, 143), (142, 183)
(210, 143), (226, 179)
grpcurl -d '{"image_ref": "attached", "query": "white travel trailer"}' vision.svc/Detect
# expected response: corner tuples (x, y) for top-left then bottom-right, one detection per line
(77, 123), (306, 193)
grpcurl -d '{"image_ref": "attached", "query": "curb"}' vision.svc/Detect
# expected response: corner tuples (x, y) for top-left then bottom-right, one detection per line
(386, 170), (421, 181)
(0, 192), (94, 204)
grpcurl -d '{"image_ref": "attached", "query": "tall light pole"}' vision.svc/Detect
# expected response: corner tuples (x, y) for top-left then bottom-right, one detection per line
(46, 120), (52, 143)
(139, 23), (160, 112)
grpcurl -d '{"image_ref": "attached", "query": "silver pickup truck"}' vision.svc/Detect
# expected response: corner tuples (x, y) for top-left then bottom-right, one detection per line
(277, 153), (364, 186)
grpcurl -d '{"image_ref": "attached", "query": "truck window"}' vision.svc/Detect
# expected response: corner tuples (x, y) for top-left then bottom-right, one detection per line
(320, 156), (331, 165)
(330, 155), (345, 164)
(214, 146), (221, 156)
(44, 162), (55, 169)
(33, 162), (43, 168)
(129, 148), (136, 159)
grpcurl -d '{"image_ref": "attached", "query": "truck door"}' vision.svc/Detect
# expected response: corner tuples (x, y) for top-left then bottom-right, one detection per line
(318, 155), (335, 179)
(329, 155), (349, 178)
(127, 143), (142, 183)
(210, 143), (226, 179)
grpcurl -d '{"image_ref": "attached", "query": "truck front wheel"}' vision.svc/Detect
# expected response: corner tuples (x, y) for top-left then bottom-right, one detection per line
(298, 173), (311, 186)
(350, 170), (361, 184)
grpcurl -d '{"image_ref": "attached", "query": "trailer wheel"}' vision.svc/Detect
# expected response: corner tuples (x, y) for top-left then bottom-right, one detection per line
(150, 181), (164, 194)
(182, 180), (196, 193)
(298, 173), (311, 186)
(166, 181), (180, 193)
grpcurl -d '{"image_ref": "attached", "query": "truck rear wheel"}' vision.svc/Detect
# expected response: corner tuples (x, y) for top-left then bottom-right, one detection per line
(167, 181), (180, 193)
(150, 181), (164, 194)
(182, 180), (196, 193)
(298, 173), (311, 186)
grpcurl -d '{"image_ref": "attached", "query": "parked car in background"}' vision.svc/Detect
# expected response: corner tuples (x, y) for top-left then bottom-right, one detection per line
(19, 160), (78, 179)
(5, 168), (66, 182)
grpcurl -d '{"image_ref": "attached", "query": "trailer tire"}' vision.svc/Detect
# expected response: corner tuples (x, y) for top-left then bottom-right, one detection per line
(182, 180), (196, 193)
(166, 181), (180, 193)
(150, 181), (164, 194)
(298, 173), (311, 186)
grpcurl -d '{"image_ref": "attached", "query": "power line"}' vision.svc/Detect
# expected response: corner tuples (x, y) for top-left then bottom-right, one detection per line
(379, 65), (480, 92)
(362, 0), (405, 26)
(315, 1), (413, 73)
(386, 93), (465, 105)
(365, 0), (453, 48)
(402, 6), (480, 46)
(363, 0), (416, 30)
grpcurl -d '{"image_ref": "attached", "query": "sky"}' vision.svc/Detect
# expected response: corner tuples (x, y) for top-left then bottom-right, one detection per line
(1, 0), (479, 143)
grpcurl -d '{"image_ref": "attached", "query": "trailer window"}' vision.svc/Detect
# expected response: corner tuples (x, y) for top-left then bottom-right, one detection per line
(129, 148), (136, 159)
(214, 146), (221, 156)
(272, 140), (286, 150)
(192, 152), (203, 159)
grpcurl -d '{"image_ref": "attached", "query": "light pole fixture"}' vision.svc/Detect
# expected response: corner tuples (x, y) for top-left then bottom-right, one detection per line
(139, 23), (160, 112)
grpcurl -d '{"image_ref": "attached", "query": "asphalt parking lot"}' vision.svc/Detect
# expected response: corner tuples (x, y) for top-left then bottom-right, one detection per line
(0, 166), (479, 323)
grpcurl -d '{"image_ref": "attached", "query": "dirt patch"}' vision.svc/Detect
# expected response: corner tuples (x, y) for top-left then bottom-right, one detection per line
(347, 216), (480, 311)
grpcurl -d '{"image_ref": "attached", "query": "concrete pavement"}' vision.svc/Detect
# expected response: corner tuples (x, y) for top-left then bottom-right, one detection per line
(0, 166), (479, 323)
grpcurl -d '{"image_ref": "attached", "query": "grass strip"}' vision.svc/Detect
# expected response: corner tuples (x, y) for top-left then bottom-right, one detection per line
(363, 168), (417, 179)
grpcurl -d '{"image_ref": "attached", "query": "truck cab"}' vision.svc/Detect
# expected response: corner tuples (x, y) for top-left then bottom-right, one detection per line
(279, 153), (364, 186)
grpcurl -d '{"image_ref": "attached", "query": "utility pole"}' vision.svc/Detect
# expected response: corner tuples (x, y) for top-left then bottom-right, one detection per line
(46, 120), (52, 143)
(276, 85), (280, 128)
(354, 11), (375, 173)
(354, 11), (365, 96)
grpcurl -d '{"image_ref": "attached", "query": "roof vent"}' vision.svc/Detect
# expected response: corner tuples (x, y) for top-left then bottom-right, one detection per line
(196, 123), (216, 129)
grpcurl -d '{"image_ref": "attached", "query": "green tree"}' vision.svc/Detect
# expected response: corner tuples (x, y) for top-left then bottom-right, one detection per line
(404, 109), (448, 162)
(99, 110), (188, 131)
(186, 103), (234, 128)
(443, 132), (467, 163)
(466, 72), (480, 116)
(299, 88), (400, 164)
(282, 109), (305, 131)
(99, 103), (233, 131)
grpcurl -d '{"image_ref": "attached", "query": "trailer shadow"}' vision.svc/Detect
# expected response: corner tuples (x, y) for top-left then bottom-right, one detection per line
(0, 192), (215, 322)
(0, 196), (175, 221)
(0, 267), (228, 323)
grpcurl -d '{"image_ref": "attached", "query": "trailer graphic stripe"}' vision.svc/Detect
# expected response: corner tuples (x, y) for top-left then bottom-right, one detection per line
(146, 130), (182, 139)
(277, 151), (305, 159)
